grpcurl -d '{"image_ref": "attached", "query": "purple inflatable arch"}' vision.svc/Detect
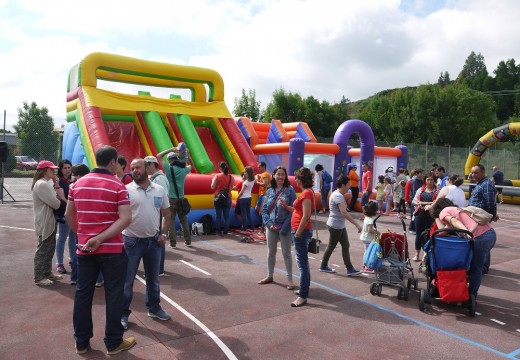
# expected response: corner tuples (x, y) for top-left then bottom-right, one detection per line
(332, 120), (375, 191)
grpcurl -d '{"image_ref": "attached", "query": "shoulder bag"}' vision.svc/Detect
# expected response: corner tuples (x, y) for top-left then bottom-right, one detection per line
(214, 175), (232, 205)
(170, 166), (191, 216)
(308, 190), (321, 254)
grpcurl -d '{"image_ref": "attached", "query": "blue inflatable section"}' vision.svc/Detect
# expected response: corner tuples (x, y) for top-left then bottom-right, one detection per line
(174, 208), (262, 231)
(61, 122), (86, 165)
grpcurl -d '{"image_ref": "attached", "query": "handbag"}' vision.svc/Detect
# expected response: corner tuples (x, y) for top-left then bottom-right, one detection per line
(268, 187), (288, 232)
(214, 175), (232, 205)
(308, 190), (320, 254)
(363, 233), (383, 270)
(436, 269), (469, 302)
(461, 206), (493, 225)
(170, 166), (191, 216)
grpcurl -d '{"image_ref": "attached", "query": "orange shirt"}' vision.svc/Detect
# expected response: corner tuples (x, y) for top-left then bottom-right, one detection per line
(291, 189), (315, 231)
(257, 171), (271, 196)
(348, 169), (359, 188)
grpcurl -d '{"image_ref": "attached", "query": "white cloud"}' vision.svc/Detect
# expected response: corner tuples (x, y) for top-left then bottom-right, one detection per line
(1, 0), (520, 131)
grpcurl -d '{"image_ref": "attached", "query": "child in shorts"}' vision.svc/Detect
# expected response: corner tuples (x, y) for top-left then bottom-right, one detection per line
(361, 201), (379, 273)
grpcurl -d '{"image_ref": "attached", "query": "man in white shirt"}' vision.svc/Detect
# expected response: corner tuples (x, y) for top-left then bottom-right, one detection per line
(121, 158), (171, 331)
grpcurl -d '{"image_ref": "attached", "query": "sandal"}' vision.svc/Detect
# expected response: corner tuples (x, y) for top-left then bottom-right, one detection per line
(257, 277), (273, 284)
(291, 297), (307, 307)
(412, 255), (420, 262)
(286, 284), (295, 290)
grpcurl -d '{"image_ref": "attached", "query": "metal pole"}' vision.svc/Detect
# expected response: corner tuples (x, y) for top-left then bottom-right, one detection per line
(1, 110), (5, 204)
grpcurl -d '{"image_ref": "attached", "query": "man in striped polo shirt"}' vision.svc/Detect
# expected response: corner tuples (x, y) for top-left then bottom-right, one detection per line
(66, 146), (136, 355)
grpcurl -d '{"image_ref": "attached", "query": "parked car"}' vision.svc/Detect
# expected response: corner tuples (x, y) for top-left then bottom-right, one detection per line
(15, 156), (38, 171)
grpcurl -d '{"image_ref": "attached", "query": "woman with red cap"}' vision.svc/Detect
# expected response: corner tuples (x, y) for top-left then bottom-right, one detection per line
(32, 160), (67, 286)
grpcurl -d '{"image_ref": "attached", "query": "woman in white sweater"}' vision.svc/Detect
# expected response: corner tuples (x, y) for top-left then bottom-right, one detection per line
(32, 160), (66, 286)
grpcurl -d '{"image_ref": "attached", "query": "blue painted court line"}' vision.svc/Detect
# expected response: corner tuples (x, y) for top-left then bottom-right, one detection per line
(202, 239), (517, 359)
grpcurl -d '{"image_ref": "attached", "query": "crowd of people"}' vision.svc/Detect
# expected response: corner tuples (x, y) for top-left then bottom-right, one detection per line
(30, 143), (502, 353)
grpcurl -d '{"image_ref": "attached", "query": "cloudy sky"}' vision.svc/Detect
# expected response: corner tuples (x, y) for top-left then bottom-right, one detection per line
(1, 0), (519, 131)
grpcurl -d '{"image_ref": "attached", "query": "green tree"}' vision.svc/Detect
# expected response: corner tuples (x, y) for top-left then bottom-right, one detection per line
(492, 59), (520, 121)
(232, 88), (262, 121)
(13, 102), (59, 162)
(456, 51), (492, 91)
(438, 71), (451, 86)
(263, 88), (304, 123)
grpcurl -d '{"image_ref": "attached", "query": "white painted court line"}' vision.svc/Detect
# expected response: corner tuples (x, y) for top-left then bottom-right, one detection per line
(136, 275), (237, 360)
(308, 256), (316, 260)
(490, 319), (505, 325)
(332, 264), (340, 267)
(179, 260), (211, 275)
(0, 225), (33, 231)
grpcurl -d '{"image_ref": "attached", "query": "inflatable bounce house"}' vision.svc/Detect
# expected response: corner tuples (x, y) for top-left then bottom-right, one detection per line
(63, 53), (408, 228)
(465, 122), (520, 204)
(63, 52), (263, 226)
(236, 118), (409, 211)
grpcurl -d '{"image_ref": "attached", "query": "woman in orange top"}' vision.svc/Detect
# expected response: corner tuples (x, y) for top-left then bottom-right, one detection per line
(285, 167), (315, 307)
(347, 164), (360, 212)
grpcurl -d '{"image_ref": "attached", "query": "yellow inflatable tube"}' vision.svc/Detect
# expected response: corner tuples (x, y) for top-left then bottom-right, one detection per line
(75, 52), (225, 102)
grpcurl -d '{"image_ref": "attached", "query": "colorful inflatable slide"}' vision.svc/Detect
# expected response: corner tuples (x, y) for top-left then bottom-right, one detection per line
(63, 52), (258, 224)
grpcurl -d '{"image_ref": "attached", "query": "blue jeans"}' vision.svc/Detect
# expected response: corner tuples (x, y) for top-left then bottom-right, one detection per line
(414, 213), (433, 251)
(122, 235), (162, 316)
(360, 191), (371, 207)
(214, 197), (232, 234)
(160, 244), (166, 274)
(321, 185), (331, 209)
(293, 229), (312, 299)
(56, 220), (77, 265)
(469, 229), (496, 298)
(73, 252), (128, 351)
(239, 197), (252, 231)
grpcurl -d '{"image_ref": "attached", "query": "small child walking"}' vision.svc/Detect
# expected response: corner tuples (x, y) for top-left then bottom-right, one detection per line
(375, 175), (385, 213)
(384, 177), (393, 215)
(360, 201), (379, 274)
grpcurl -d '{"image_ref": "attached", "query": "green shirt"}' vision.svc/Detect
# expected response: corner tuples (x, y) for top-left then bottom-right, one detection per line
(164, 162), (191, 199)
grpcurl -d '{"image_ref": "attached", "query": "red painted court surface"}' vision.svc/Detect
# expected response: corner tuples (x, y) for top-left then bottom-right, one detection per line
(1, 179), (519, 359)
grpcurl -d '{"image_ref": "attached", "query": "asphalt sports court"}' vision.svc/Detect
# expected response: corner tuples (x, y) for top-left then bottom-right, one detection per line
(1, 178), (519, 359)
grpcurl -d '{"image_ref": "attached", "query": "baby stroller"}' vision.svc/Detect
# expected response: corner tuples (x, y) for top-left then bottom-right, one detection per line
(418, 228), (476, 317)
(369, 215), (418, 300)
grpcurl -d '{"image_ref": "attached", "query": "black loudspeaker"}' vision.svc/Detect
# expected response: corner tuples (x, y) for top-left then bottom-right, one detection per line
(0, 141), (8, 162)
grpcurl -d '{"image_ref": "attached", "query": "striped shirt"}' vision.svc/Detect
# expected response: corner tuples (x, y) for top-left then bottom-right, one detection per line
(68, 168), (130, 254)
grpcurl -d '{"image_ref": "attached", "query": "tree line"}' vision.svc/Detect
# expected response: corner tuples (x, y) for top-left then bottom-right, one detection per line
(233, 51), (520, 147)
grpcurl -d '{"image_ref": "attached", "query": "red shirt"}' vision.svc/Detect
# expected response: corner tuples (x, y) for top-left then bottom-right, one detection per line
(214, 173), (235, 196)
(69, 169), (130, 255)
(291, 189), (315, 231)
(362, 169), (373, 192)
(404, 179), (412, 202)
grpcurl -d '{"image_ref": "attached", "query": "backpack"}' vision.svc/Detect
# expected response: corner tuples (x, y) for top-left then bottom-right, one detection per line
(200, 214), (214, 235)
(461, 206), (493, 225)
(363, 237), (383, 270)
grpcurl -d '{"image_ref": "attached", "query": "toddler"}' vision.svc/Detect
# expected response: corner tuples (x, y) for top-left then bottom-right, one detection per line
(384, 177), (393, 214)
(375, 175), (385, 213)
(360, 201), (379, 274)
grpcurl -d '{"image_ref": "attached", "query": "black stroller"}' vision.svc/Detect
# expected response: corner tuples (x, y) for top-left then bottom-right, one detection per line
(418, 228), (476, 317)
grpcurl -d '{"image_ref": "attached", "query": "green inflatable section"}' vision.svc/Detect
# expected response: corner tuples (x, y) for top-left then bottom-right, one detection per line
(144, 111), (174, 153)
(176, 114), (213, 174)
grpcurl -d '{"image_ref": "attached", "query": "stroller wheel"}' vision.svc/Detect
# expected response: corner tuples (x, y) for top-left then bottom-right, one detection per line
(397, 287), (403, 300)
(419, 289), (426, 311)
(403, 288), (409, 301)
(413, 278), (419, 291)
(370, 282), (377, 296)
(407, 278), (412, 290)
(468, 294), (476, 317)
(376, 283), (382, 296)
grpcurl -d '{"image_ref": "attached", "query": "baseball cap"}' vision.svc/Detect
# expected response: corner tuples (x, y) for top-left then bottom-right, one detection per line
(37, 160), (58, 170)
(176, 142), (186, 152)
(350, 163), (357, 168)
(144, 156), (158, 164)
(167, 152), (179, 162)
